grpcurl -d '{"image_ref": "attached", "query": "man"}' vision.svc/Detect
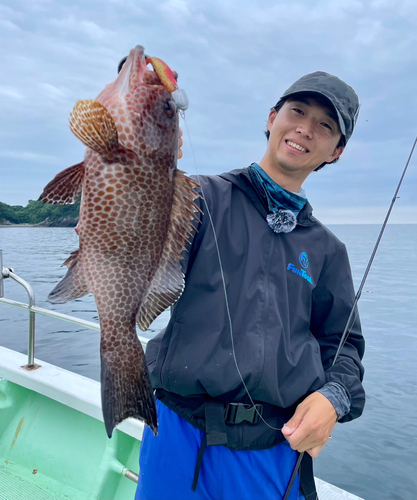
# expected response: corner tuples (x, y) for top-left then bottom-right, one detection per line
(135, 72), (365, 500)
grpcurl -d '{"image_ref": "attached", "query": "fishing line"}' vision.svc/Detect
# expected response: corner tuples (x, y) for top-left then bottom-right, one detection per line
(180, 114), (281, 432)
(332, 135), (417, 363)
(282, 135), (417, 500)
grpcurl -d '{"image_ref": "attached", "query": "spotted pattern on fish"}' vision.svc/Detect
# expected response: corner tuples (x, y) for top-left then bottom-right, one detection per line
(39, 45), (201, 438)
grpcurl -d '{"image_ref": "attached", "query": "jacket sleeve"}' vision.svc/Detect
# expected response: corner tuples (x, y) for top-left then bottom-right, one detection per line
(310, 243), (365, 423)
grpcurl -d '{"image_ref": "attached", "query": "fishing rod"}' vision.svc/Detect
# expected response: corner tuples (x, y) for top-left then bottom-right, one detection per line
(282, 135), (417, 500)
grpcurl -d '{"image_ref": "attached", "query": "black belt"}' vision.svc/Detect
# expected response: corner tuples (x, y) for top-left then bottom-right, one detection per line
(192, 401), (265, 491)
(225, 402), (263, 424)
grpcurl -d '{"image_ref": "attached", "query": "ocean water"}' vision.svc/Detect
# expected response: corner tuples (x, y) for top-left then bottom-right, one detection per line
(0, 225), (416, 500)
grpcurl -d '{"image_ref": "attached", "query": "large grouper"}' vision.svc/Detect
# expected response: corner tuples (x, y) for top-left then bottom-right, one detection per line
(39, 45), (201, 437)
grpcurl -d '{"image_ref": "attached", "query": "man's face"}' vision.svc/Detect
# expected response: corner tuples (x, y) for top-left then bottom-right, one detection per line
(265, 95), (344, 179)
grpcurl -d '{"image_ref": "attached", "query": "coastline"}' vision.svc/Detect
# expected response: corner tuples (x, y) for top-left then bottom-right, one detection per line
(0, 224), (49, 228)
(0, 224), (77, 228)
(1, 223), (414, 228)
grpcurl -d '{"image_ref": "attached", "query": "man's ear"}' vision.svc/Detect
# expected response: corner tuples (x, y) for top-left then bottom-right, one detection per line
(326, 146), (345, 163)
(267, 109), (277, 132)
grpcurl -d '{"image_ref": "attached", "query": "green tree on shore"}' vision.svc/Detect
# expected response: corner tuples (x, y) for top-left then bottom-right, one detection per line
(0, 199), (80, 225)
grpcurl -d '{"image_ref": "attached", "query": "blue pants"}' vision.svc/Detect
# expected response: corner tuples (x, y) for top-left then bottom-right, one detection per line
(135, 400), (304, 500)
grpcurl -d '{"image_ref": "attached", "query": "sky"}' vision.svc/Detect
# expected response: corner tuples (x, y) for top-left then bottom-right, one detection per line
(1, 0), (416, 224)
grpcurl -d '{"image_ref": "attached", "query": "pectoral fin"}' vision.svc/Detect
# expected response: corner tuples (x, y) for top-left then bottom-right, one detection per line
(39, 162), (84, 204)
(69, 99), (119, 160)
(48, 250), (90, 303)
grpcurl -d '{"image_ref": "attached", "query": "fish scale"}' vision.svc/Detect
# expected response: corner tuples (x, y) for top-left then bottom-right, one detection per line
(39, 45), (201, 437)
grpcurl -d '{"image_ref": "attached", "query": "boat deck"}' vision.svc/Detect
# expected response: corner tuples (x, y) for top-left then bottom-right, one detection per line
(0, 346), (141, 500)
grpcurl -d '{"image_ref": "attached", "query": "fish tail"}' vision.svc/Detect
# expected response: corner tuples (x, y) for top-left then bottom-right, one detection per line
(101, 342), (158, 438)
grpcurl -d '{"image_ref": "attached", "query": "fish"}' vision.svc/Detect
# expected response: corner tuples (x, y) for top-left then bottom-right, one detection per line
(39, 45), (201, 437)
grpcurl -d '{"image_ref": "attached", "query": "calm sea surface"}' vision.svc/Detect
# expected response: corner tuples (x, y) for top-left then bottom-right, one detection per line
(0, 225), (416, 500)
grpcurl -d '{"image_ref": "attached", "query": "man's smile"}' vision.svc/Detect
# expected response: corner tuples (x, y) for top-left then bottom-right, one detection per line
(285, 140), (309, 153)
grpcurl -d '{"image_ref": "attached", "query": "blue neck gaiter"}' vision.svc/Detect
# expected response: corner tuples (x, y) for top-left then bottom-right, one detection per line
(250, 163), (307, 233)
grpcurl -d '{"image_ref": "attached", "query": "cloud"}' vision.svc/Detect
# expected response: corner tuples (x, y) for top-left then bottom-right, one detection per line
(0, 150), (61, 163)
(0, 86), (24, 99)
(38, 83), (69, 101)
(353, 19), (384, 46)
(0, 3), (23, 21)
(0, 19), (20, 31)
(0, 0), (416, 221)
(159, 0), (191, 17)
(79, 20), (108, 40)
(46, 16), (114, 41)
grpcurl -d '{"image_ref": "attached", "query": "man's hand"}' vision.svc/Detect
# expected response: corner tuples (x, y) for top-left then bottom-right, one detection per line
(178, 127), (183, 159)
(281, 392), (337, 458)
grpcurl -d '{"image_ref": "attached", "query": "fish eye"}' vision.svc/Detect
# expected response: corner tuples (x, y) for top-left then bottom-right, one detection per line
(164, 100), (175, 118)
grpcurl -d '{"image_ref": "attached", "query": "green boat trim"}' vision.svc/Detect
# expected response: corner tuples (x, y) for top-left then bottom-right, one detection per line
(0, 345), (141, 500)
(0, 345), (144, 441)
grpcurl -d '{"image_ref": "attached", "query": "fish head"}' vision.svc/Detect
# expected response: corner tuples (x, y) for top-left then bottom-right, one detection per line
(96, 45), (179, 162)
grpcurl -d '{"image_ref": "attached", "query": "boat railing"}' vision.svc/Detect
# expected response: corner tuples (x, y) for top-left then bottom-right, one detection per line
(0, 249), (149, 371)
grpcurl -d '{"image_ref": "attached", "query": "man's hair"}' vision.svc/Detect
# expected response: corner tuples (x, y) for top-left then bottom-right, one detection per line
(264, 93), (346, 172)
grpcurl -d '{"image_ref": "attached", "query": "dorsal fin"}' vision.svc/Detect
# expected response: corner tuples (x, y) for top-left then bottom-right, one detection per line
(69, 99), (119, 160)
(137, 171), (201, 331)
(39, 162), (84, 204)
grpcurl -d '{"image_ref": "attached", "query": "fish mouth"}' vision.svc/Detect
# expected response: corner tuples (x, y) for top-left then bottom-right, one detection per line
(112, 46), (146, 97)
(117, 45), (176, 91)
(122, 45), (147, 86)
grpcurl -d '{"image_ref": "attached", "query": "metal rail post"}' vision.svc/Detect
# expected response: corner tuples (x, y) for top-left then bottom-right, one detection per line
(1, 250), (40, 370)
(0, 250), (4, 298)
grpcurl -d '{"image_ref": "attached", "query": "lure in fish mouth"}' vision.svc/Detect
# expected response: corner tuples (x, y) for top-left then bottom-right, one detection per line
(39, 45), (201, 438)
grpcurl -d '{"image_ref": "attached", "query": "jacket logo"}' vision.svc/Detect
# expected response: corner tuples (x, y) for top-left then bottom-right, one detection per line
(287, 252), (313, 285)
(299, 252), (309, 269)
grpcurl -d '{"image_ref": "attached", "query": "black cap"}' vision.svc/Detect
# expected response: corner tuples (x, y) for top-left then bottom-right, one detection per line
(276, 71), (360, 143)
(117, 56), (128, 74)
